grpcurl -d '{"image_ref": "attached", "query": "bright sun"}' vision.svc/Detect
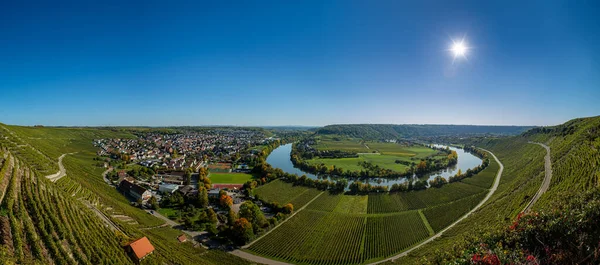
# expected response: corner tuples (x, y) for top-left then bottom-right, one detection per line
(449, 37), (470, 61)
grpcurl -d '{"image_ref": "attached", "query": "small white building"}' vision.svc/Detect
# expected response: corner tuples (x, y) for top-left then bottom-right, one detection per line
(158, 184), (179, 194)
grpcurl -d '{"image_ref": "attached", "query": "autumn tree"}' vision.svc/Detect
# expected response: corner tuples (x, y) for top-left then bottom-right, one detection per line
(283, 203), (294, 214)
(227, 208), (237, 225)
(232, 218), (254, 245)
(220, 194), (233, 209)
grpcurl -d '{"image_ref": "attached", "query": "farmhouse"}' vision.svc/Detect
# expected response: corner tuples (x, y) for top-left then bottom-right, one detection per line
(177, 234), (187, 243)
(119, 180), (152, 202)
(125, 236), (155, 263)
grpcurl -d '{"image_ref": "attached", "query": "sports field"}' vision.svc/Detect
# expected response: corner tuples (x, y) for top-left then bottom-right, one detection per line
(208, 173), (254, 184)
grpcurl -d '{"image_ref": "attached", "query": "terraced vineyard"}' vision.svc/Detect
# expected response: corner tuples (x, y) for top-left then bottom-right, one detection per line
(0, 152), (132, 264)
(246, 153), (502, 264)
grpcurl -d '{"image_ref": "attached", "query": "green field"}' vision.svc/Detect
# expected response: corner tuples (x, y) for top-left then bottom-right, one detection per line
(308, 137), (445, 173)
(208, 172), (254, 184)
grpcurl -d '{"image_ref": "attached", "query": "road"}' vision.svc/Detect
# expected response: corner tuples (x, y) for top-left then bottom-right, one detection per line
(228, 191), (325, 264)
(368, 148), (504, 264)
(145, 209), (207, 239)
(242, 191), (324, 249)
(522, 142), (552, 213)
(81, 199), (124, 233)
(45, 153), (75, 182)
(102, 168), (115, 186)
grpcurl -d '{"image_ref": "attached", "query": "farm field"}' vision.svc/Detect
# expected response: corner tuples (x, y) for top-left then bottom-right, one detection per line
(208, 172), (254, 184)
(306, 154), (411, 172)
(307, 136), (447, 173)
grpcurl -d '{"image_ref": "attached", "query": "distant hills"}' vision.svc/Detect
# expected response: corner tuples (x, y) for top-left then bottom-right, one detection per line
(315, 124), (534, 139)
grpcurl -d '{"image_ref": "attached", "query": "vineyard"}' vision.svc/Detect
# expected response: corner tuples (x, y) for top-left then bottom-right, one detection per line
(0, 152), (132, 264)
(246, 147), (503, 264)
(253, 179), (312, 205)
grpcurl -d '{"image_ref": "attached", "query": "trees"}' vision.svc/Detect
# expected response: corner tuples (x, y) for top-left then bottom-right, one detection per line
(239, 201), (267, 231)
(283, 203), (294, 214)
(227, 208), (237, 225)
(220, 194), (233, 209)
(232, 218), (254, 245)
(207, 208), (218, 224)
(149, 196), (159, 210)
(195, 187), (209, 208)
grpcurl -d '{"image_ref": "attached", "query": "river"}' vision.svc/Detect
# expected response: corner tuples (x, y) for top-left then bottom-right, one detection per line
(266, 143), (482, 188)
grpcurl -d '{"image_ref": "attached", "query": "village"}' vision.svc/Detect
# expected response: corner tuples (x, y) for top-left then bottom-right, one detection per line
(93, 128), (282, 256)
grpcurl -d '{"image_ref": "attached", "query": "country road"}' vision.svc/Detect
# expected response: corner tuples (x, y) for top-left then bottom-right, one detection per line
(45, 153), (75, 182)
(368, 148), (504, 264)
(522, 142), (552, 213)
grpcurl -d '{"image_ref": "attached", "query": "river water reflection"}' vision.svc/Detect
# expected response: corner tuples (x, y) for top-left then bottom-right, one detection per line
(265, 143), (482, 188)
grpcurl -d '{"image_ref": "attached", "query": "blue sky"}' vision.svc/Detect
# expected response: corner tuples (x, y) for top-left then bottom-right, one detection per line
(1, 1), (598, 126)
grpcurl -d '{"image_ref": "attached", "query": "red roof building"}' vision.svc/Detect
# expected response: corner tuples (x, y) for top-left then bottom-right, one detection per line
(126, 237), (155, 262)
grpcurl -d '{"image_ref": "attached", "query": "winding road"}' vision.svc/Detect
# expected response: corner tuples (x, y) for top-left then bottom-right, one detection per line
(45, 153), (76, 182)
(522, 142), (552, 213)
(369, 148), (504, 264)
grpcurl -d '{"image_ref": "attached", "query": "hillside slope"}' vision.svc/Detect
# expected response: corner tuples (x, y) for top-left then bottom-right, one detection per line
(394, 116), (600, 264)
(315, 124), (533, 139)
(0, 124), (258, 265)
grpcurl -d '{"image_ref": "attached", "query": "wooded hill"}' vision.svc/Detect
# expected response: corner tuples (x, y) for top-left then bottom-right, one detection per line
(315, 124), (533, 139)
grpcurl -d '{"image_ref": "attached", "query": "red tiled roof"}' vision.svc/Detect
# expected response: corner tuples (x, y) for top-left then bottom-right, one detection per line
(128, 237), (154, 259)
(177, 234), (187, 242)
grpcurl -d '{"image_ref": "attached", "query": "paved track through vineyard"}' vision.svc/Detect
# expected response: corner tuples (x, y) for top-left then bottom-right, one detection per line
(45, 152), (76, 182)
(522, 142), (552, 213)
(368, 148), (503, 264)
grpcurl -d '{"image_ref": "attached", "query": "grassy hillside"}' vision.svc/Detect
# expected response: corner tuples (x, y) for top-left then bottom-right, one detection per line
(315, 124), (533, 140)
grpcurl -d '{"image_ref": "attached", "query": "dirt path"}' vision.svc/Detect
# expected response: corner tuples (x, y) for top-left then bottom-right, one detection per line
(368, 148), (504, 264)
(101, 168), (114, 186)
(231, 250), (293, 265)
(229, 191), (325, 264)
(45, 153), (76, 182)
(81, 199), (124, 233)
(522, 142), (552, 213)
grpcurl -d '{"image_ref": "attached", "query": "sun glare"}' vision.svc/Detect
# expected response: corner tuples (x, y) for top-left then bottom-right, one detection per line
(448, 37), (470, 62)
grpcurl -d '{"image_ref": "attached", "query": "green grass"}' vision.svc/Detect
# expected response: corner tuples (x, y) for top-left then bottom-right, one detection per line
(307, 154), (412, 172)
(208, 172), (255, 184)
(307, 140), (445, 173)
